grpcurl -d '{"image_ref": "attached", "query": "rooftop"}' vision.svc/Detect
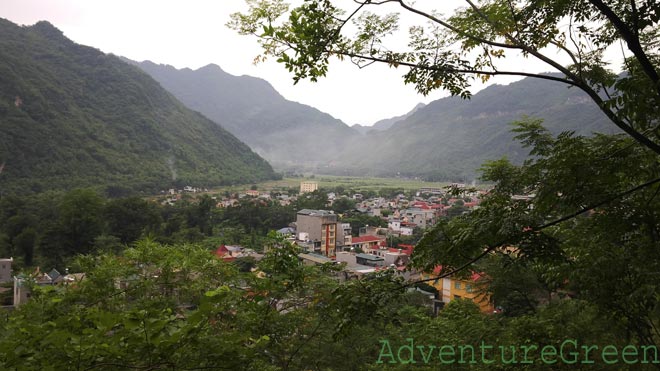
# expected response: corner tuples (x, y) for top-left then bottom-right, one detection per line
(351, 236), (382, 244)
(297, 209), (334, 216)
(356, 253), (384, 261)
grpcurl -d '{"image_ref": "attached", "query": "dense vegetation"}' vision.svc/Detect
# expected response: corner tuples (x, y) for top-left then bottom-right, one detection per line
(0, 185), (408, 273)
(133, 61), (357, 171)
(0, 190), (296, 271)
(0, 19), (277, 196)
(336, 76), (617, 181)
(0, 234), (652, 370)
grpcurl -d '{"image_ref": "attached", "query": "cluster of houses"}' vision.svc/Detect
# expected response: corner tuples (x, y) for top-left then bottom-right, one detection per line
(2, 182), (496, 313)
(265, 183), (496, 313)
(0, 259), (85, 308)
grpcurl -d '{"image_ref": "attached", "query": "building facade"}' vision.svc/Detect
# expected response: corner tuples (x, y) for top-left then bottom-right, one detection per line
(0, 258), (12, 283)
(296, 209), (338, 257)
(300, 181), (319, 194)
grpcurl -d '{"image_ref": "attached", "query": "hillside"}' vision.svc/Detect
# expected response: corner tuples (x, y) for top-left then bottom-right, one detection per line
(132, 61), (358, 170)
(334, 76), (617, 181)
(0, 19), (277, 195)
(366, 102), (426, 133)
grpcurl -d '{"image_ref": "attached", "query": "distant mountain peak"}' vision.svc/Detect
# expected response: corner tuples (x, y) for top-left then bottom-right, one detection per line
(134, 60), (357, 170)
(0, 19), (276, 194)
(366, 102), (427, 133)
(198, 63), (224, 72)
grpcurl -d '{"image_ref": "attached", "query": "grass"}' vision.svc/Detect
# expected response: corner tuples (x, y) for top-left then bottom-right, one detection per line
(210, 175), (463, 194)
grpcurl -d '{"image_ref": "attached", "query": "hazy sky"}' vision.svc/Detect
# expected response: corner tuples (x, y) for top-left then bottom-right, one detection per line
(2, 0), (577, 126)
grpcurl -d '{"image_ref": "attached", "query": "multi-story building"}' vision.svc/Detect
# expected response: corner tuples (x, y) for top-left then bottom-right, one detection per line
(300, 181), (319, 194)
(0, 258), (12, 283)
(336, 223), (352, 249)
(296, 209), (338, 257)
(423, 266), (494, 313)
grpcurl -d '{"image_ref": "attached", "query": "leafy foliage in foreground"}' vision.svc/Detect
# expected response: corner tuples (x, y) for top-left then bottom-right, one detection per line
(0, 19), (277, 196)
(414, 119), (660, 354)
(0, 237), (649, 370)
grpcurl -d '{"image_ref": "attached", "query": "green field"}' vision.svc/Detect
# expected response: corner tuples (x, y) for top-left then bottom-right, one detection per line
(211, 175), (463, 194)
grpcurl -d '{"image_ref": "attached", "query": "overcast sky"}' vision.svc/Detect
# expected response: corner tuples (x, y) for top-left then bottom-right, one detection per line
(2, 0), (578, 126)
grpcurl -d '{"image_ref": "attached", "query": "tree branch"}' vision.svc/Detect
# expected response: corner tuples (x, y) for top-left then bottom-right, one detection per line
(403, 174), (660, 288)
(457, 0), (660, 154)
(588, 0), (660, 98)
(395, 0), (524, 51)
(339, 50), (579, 85)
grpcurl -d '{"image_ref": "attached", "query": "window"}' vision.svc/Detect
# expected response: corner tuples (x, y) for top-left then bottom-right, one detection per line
(454, 282), (461, 290)
(466, 284), (473, 293)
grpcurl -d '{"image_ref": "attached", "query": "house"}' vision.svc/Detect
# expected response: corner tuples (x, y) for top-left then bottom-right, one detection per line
(296, 209), (338, 257)
(276, 227), (296, 237)
(401, 207), (436, 228)
(355, 253), (385, 267)
(300, 181), (318, 194)
(349, 235), (383, 252)
(214, 245), (251, 261)
(400, 222), (416, 236)
(13, 268), (85, 307)
(0, 258), (12, 283)
(336, 223), (352, 248)
(423, 266), (494, 313)
(388, 218), (401, 232)
(245, 189), (260, 197)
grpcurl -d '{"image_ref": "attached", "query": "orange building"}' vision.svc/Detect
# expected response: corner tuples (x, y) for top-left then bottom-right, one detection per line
(424, 266), (494, 313)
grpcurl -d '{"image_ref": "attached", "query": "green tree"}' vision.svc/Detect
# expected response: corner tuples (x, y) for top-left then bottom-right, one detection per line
(412, 120), (660, 351)
(331, 196), (356, 214)
(58, 189), (105, 257)
(230, 0), (660, 154)
(294, 189), (328, 210)
(104, 197), (162, 244)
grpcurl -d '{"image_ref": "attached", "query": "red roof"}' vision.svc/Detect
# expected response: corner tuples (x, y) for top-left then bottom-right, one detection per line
(412, 202), (431, 210)
(351, 236), (382, 244)
(389, 244), (414, 255)
(214, 245), (229, 257)
(431, 265), (484, 282)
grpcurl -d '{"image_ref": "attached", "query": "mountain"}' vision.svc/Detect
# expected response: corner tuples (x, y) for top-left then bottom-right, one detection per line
(350, 124), (371, 135)
(132, 61), (358, 171)
(333, 76), (617, 181)
(368, 103), (426, 133)
(0, 19), (277, 195)
(351, 103), (425, 135)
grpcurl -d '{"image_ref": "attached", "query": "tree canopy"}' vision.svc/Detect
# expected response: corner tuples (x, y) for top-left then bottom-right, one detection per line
(229, 0), (660, 154)
(229, 0), (660, 359)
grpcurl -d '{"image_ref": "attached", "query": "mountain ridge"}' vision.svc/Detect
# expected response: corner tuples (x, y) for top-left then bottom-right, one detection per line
(132, 60), (359, 170)
(333, 75), (616, 180)
(0, 19), (277, 195)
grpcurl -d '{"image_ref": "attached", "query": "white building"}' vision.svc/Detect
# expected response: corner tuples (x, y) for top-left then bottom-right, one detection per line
(0, 258), (12, 283)
(300, 181), (319, 194)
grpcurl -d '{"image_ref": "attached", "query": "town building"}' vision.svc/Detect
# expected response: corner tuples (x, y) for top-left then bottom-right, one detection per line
(336, 223), (352, 249)
(423, 266), (494, 313)
(296, 209), (338, 257)
(0, 258), (12, 283)
(300, 181), (319, 194)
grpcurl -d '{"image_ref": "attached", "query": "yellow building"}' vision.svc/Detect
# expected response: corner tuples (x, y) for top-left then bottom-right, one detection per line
(424, 266), (494, 313)
(300, 181), (318, 194)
